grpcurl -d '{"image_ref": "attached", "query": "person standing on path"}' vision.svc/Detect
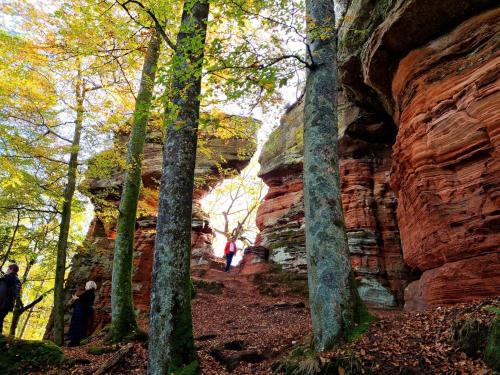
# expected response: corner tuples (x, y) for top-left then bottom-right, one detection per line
(67, 280), (96, 346)
(0, 264), (22, 334)
(224, 238), (237, 273)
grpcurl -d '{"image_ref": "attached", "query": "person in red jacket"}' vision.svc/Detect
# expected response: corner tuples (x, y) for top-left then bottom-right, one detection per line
(224, 238), (237, 272)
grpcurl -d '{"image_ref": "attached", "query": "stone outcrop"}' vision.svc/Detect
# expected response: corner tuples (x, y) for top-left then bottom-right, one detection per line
(46, 114), (258, 337)
(256, 1), (500, 310)
(390, 8), (500, 309)
(257, 100), (412, 308)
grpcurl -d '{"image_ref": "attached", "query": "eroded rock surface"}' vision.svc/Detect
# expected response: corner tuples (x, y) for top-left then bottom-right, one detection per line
(391, 9), (500, 309)
(45, 115), (258, 337)
(257, 101), (412, 308)
(257, 2), (500, 310)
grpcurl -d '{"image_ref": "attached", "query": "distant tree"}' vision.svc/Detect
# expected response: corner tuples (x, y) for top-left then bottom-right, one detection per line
(303, 0), (363, 351)
(205, 164), (265, 245)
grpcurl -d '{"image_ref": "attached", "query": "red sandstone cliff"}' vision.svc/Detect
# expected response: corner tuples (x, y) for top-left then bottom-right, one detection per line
(45, 114), (258, 337)
(256, 0), (500, 310)
(391, 9), (500, 309)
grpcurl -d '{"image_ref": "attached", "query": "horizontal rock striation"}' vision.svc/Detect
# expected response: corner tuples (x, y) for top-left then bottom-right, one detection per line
(391, 9), (500, 309)
(257, 100), (413, 308)
(257, 1), (500, 310)
(45, 114), (258, 337)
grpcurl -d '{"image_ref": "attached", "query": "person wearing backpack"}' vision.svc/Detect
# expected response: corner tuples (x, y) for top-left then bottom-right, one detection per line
(224, 237), (238, 273)
(0, 264), (22, 334)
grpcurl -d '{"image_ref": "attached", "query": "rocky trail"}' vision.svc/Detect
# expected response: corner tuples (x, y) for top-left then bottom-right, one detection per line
(43, 266), (312, 375)
(36, 265), (499, 375)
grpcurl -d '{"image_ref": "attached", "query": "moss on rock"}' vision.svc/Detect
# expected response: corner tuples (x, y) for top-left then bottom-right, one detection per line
(0, 337), (64, 374)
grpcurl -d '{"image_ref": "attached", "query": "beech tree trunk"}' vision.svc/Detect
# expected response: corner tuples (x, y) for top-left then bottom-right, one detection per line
(53, 68), (85, 346)
(0, 209), (20, 269)
(148, 1), (209, 374)
(303, 0), (360, 351)
(108, 28), (162, 342)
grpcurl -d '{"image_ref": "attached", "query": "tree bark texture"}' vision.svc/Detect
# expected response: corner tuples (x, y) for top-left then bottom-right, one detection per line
(148, 1), (210, 374)
(109, 28), (162, 342)
(0, 209), (20, 269)
(303, 0), (359, 351)
(53, 69), (84, 346)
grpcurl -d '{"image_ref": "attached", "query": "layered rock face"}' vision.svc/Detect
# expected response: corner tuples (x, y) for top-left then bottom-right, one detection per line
(257, 0), (500, 309)
(391, 9), (500, 309)
(257, 101), (411, 308)
(46, 115), (257, 336)
(257, 101), (306, 273)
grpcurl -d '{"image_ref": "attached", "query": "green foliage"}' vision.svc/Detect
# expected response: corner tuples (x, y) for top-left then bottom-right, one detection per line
(169, 360), (199, 375)
(192, 279), (224, 295)
(274, 347), (321, 375)
(0, 337), (64, 374)
(275, 346), (364, 375)
(485, 317), (500, 371)
(452, 318), (489, 357)
(87, 345), (116, 355)
(484, 305), (500, 315)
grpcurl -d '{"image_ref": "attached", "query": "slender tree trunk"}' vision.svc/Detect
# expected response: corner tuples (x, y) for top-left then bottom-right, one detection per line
(19, 306), (33, 338)
(148, 1), (209, 373)
(9, 258), (34, 336)
(303, 0), (360, 351)
(53, 68), (85, 346)
(0, 209), (21, 269)
(9, 293), (48, 337)
(9, 298), (23, 337)
(108, 28), (162, 342)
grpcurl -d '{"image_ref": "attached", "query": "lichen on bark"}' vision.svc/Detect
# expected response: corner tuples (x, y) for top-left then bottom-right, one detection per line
(303, 0), (364, 351)
(148, 1), (210, 374)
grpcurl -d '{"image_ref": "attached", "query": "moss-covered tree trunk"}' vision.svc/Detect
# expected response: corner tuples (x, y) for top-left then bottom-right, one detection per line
(108, 28), (162, 342)
(53, 69), (85, 346)
(303, 0), (360, 351)
(148, 1), (209, 374)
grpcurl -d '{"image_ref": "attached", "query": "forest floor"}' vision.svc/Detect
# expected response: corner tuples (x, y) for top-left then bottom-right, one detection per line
(39, 268), (498, 375)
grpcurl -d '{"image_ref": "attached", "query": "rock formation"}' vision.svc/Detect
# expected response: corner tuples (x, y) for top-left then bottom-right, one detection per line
(391, 8), (500, 309)
(257, 99), (411, 308)
(45, 114), (258, 337)
(256, 0), (500, 310)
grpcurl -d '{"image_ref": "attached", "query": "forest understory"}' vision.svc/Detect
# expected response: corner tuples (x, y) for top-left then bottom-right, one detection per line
(33, 269), (499, 375)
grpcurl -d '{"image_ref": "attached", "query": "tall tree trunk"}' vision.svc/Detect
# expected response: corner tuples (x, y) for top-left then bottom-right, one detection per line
(303, 0), (360, 351)
(148, 1), (209, 373)
(19, 306), (33, 338)
(0, 209), (21, 269)
(9, 257), (34, 336)
(108, 28), (162, 342)
(53, 68), (85, 346)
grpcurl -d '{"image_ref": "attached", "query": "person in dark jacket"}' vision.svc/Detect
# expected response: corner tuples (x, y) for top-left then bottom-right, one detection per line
(67, 280), (96, 346)
(0, 264), (22, 334)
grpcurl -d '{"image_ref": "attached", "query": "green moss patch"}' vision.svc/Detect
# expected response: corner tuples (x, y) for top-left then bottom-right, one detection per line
(347, 306), (376, 343)
(87, 345), (116, 355)
(253, 265), (309, 298)
(0, 336), (64, 374)
(168, 359), (199, 375)
(485, 317), (500, 371)
(192, 279), (224, 295)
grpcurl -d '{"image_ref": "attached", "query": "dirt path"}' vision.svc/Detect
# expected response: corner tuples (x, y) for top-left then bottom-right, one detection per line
(192, 268), (311, 374)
